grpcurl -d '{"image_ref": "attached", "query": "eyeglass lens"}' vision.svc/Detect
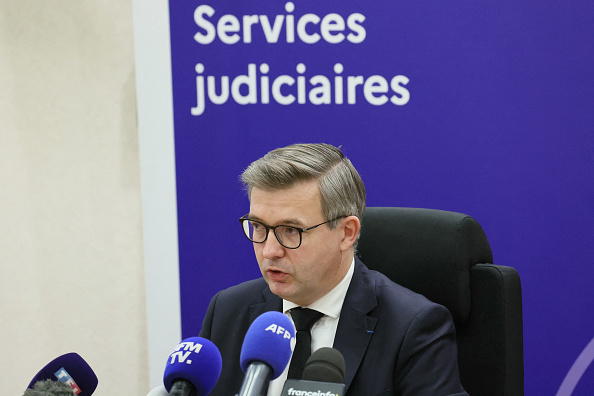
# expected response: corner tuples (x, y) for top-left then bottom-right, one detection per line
(243, 220), (302, 248)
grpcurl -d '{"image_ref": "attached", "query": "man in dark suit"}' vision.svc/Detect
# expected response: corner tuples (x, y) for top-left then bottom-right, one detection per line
(199, 143), (467, 395)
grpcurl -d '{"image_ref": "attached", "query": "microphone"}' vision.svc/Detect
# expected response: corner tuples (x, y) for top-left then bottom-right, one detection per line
(163, 337), (222, 396)
(146, 386), (169, 396)
(24, 380), (78, 396)
(302, 347), (346, 383)
(281, 347), (346, 396)
(26, 353), (98, 395)
(238, 311), (296, 396)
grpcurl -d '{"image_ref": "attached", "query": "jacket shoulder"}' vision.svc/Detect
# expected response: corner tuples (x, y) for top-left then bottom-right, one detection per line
(215, 277), (268, 302)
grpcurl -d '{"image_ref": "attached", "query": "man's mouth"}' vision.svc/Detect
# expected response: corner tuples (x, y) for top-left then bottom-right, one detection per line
(267, 268), (288, 281)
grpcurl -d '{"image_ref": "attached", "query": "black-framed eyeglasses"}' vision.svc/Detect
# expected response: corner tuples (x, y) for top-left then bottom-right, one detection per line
(238, 215), (346, 249)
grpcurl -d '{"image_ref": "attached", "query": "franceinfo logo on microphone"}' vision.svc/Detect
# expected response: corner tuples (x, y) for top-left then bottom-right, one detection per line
(286, 389), (339, 396)
(282, 378), (346, 396)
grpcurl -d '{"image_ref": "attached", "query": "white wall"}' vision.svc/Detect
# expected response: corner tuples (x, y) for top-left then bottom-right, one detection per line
(0, 1), (149, 394)
(132, 0), (182, 388)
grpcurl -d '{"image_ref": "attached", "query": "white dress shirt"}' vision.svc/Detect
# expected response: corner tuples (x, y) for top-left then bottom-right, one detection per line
(266, 259), (355, 396)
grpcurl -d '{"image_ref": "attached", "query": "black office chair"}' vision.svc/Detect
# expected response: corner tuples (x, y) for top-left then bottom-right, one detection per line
(356, 207), (523, 396)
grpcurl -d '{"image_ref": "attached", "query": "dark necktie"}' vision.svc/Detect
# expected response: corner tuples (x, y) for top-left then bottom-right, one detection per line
(287, 307), (325, 379)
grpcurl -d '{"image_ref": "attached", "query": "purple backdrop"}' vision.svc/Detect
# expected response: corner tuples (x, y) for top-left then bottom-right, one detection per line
(167, 0), (594, 394)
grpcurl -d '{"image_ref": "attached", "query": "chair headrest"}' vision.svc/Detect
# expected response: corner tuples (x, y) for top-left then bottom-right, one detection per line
(357, 207), (493, 324)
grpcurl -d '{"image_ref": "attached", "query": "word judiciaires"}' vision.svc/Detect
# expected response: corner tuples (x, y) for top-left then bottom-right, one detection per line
(191, 63), (410, 116)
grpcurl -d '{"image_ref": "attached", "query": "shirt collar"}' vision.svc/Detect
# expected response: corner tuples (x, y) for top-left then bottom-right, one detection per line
(283, 258), (355, 319)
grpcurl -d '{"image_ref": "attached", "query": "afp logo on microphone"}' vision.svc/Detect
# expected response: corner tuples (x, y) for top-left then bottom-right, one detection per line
(264, 321), (296, 353)
(264, 323), (293, 340)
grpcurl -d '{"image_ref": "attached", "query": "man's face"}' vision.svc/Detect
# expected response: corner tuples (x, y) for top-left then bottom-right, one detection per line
(248, 180), (351, 306)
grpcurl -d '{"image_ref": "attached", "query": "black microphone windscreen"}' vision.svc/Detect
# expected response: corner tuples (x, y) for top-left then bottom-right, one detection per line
(302, 347), (346, 383)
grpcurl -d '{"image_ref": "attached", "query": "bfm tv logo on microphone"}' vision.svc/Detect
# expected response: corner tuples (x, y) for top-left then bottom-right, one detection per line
(169, 340), (204, 364)
(54, 368), (82, 395)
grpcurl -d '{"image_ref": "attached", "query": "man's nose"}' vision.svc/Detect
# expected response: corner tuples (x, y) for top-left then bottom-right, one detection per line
(262, 232), (286, 259)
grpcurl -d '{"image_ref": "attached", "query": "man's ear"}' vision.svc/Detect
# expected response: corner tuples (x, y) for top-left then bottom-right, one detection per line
(340, 215), (361, 251)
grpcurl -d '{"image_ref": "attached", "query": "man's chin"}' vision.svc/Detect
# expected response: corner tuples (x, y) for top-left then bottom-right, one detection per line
(266, 280), (294, 300)
(267, 281), (315, 306)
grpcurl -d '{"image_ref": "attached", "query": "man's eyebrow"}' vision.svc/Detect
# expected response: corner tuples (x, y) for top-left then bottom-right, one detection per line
(247, 215), (304, 227)
(279, 218), (304, 227)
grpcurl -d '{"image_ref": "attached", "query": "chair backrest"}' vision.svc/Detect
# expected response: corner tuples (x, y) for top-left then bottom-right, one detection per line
(356, 207), (524, 396)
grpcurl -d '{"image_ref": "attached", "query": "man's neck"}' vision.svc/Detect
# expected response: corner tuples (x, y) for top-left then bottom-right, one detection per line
(283, 258), (355, 315)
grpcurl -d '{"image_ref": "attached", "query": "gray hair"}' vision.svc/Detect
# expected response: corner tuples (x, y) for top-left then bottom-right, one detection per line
(240, 143), (366, 230)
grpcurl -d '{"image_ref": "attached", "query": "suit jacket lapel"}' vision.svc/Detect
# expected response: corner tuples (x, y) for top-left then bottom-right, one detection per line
(333, 258), (378, 389)
(249, 283), (283, 323)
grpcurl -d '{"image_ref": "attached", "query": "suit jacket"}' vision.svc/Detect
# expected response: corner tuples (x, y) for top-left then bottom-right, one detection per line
(199, 258), (468, 395)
